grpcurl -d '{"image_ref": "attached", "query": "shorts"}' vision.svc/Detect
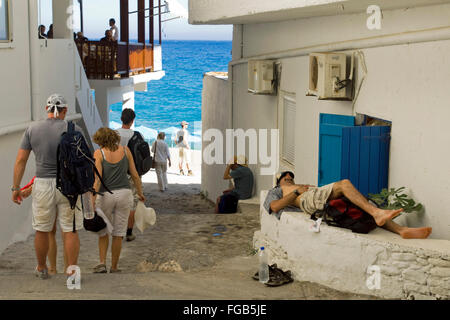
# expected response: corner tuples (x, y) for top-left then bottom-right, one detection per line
(31, 178), (83, 233)
(178, 147), (191, 164)
(95, 188), (132, 237)
(297, 183), (335, 215)
(128, 175), (140, 211)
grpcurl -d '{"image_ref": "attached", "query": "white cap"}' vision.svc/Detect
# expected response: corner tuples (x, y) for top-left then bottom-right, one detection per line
(46, 94), (68, 117)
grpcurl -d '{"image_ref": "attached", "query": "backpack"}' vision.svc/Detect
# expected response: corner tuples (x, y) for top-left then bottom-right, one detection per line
(56, 122), (112, 231)
(311, 197), (377, 234)
(218, 192), (239, 214)
(127, 131), (152, 176)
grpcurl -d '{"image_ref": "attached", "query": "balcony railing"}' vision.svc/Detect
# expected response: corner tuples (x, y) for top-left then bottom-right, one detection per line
(75, 40), (154, 80)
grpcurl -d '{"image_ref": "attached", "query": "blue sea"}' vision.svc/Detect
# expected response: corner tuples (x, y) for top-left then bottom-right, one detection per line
(109, 40), (232, 149)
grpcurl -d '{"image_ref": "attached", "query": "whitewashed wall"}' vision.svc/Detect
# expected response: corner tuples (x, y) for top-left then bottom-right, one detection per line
(228, 3), (450, 239)
(0, 0), (34, 254)
(201, 73), (231, 202)
(0, 2), (84, 254)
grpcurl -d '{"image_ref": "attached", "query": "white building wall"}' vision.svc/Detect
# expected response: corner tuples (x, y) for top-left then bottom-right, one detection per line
(201, 73), (231, 202)
(0, 0), (34, 254)
(228, 3), (450, 239)
(0, 1), (87, 254)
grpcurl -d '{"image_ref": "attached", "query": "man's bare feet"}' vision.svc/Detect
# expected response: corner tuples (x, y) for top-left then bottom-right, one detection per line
(400, 227), (432, 239)
(373, 208), (404, 226)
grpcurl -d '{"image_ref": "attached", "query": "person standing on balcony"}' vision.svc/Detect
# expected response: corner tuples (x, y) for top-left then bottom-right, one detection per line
(175, 121), (193, 176)
(152, 132), (171, 192)
(109, 18), (119, 42)
(116, 109), (144, 242)
(11, 94), (84, 280)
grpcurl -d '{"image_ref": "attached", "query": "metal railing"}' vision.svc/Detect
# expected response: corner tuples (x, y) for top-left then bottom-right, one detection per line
(75, 40), (154, 80)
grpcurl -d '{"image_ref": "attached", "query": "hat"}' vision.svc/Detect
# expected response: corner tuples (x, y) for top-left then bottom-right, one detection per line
(46, 93), (68, 117)
(181, 121), (189, 126)
(276, 171), (295, 186)
(234, 155), (248, 167)
(135, 202), (156, 233)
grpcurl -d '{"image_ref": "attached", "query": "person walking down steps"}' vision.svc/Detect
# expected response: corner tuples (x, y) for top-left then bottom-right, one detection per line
(175, 121), (193, 176)
(152, 132), (171, 192)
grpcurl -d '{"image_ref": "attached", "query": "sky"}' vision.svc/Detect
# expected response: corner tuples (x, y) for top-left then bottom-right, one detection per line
(38, 0), (232, 41)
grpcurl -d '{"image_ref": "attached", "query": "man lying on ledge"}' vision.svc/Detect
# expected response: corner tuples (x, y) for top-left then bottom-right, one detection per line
(263, 171), (432, 239)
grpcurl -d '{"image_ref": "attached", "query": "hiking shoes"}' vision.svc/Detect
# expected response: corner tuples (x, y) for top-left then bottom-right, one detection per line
(126, 234), (136, 242)
(180, 169), (185, 175)
(187, 170), (193, 176)
(35, 267), (49, 280)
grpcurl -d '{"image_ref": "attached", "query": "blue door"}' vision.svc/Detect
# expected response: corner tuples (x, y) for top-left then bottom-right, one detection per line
(341, 126), (391, 196)
(318, 113), (391, 196)
(318, 114), (355, 186)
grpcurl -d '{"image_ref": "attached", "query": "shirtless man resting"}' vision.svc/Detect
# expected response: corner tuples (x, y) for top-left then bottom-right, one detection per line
(263, 171), (432, 239)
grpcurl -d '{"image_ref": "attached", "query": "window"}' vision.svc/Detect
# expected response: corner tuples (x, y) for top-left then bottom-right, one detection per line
(282, 96), (296, 165)
(0, 0), (10, 41)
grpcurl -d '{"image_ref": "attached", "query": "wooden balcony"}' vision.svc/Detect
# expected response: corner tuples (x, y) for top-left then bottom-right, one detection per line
(76, 40), (154, 80)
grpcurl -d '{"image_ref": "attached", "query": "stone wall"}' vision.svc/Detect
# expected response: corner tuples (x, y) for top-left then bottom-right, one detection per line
(253, 191), (450, 300)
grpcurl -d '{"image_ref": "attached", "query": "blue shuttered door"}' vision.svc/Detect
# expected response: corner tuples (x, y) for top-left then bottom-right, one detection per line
(318, 114), (355, 186)
(319, 113), (391, 196)
(340, 125), (391, 196)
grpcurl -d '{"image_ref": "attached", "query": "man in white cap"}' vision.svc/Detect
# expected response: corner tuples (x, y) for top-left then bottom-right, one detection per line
(12, 94), (84, 279)
(175, 121), (193, 176)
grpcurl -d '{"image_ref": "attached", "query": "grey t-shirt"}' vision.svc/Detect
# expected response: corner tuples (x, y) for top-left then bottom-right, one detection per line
(20, 119), (84, 178)
(116, 128), (135, 146)
(230, 166), (254, 200)
(263, 186), (302, 220)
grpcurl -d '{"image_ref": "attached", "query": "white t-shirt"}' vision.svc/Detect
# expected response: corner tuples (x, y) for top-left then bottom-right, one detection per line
(116, 128), (134, 146)
(152, 139), (171, 163)
(110, 25), (119, 41)
(176, 128), (189, 148)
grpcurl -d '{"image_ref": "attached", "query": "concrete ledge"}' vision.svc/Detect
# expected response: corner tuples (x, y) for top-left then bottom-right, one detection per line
(239, 196), (260, 205)
(253, 191), (450, 300)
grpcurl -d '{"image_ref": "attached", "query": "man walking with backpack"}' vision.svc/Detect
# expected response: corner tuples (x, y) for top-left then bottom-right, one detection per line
(116, 109), (149, 242)
(12, 94), (84, 279)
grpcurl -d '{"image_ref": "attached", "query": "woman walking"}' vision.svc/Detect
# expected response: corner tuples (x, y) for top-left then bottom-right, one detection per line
(92, 128), (145, 273)
(152, 132), (171, 192)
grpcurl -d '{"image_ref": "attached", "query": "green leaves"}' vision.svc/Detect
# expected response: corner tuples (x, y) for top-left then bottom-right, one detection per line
(368, 187), (423, 214)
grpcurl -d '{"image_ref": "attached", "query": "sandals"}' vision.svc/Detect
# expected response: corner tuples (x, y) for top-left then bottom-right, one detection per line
(180, 169), (185, 176)
(93, 264), (107, 274)
(109, 268), (122, 273)
(252, 264), (294, 287)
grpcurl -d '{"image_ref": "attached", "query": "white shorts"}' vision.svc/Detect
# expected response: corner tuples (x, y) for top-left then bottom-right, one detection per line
(31, 178), (83, 233)
(297, 183), (335, 215)
(95, 188), (133, 237)
(178, 147), (191, 164)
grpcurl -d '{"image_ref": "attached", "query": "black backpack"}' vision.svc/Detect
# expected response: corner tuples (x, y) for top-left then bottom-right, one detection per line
(127, 131), (152, 176)
(311, 197), (377, 234)
(218, 192), (239, 214)
(56, 122), (112, 231)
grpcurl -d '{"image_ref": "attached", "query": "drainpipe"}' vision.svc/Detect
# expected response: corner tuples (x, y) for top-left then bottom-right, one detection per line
(28, 0), (40, 121)
(229, 24), (244, 131)
(229, 25), (450, 67)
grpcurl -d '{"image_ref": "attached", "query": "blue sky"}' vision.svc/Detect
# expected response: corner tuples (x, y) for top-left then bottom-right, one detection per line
(38, 0), (232, 41)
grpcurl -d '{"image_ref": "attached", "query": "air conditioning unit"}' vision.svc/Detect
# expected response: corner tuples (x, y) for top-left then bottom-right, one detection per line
(248, 60), (275, 95)
(307, 52), (349, 100)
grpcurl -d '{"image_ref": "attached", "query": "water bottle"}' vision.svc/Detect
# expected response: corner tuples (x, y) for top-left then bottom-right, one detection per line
(258, 246), (269, 284)
(81, 191), (95, 219)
